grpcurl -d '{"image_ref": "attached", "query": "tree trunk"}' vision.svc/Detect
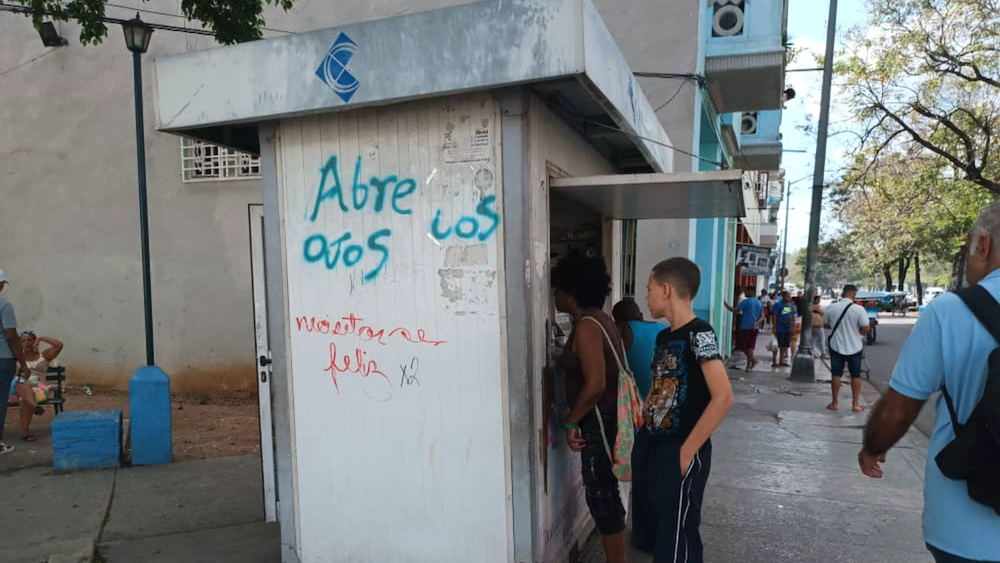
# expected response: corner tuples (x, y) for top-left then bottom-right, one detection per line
(883, 263), (894, 291)
(950, 245), (967, 290)
(897, 254), (911, 291)
(915, 252), (923, 305)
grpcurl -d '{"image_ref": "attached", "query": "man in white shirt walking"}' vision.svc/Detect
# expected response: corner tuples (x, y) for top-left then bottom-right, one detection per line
(823, 284), (870, 413)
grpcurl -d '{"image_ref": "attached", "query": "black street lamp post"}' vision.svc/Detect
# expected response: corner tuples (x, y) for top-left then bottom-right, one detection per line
(123, 14), (155, 366)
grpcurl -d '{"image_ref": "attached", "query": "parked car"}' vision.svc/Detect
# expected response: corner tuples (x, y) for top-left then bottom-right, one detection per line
(924, 286), (946, 304)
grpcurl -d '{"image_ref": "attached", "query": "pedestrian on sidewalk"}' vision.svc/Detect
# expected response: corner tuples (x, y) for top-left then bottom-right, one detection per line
(11, 331), (64, 441)
(0, 269), (30, 456)
(822, 285), (870, 413)
(860, 202), (1000, 563)
(633, 257), (734, 563)
(612, 299), (667, 399)
(759, 289), (772, 330)
(724, 286), (763, 371)
(811, 295), (830, 360)
(551, 251), (628, 563)
(771, 291), (796, 366)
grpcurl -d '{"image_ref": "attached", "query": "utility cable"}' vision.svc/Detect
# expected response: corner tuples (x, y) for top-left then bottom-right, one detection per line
(580, 118), (726, 168)
(0, 47), (56, 76)
(0, 3), (215, 36)
(653, 81), (688, 113)
(104, 2), (295, 35)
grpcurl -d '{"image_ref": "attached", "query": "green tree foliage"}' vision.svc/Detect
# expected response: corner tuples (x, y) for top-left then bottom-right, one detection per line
(791, 236), (864, 290)
(832, 148), (992, 288)
(838, 0), (1000, 195)
(8, 0), (293, 45)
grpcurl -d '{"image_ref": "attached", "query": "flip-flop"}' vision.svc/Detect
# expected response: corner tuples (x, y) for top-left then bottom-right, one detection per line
(827, 403), (839, 411)
(22, 435), (38, 442)
(852, 406), (865, 413)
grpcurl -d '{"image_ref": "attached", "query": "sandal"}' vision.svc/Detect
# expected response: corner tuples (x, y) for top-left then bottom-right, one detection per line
(22, 435), (38, 442)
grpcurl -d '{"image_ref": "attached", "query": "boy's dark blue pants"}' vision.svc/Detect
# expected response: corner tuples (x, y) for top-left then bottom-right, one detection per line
(631, 433), (713, 563)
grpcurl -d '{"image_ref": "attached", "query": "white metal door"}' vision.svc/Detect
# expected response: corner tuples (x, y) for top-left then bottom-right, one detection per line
(249, 204), (277, 522)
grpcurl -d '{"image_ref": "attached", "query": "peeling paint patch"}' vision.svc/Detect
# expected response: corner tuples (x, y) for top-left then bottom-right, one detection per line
(438, 268), (466, 302)
(444, 244), (489, 267)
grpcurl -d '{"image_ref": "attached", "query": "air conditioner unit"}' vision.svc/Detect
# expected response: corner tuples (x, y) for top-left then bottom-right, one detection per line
(741, 112), (758, 135)
(712, 0), (746, 37)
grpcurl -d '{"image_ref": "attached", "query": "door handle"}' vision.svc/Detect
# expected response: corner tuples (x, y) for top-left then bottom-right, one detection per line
(259, 355), (272, 367)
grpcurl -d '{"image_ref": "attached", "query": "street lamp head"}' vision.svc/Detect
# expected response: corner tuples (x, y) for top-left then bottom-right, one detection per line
(38, 21), (68, 47)
(122, 13), (153, 54)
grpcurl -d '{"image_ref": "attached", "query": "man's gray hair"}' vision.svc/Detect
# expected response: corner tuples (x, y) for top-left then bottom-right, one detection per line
(972, 200), (1000, 259)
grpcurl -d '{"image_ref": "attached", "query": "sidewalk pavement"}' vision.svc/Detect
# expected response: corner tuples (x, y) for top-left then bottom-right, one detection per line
(4, 331), (931, 563)
(582, 332), (933, 563)
(2, 454), (278, 563)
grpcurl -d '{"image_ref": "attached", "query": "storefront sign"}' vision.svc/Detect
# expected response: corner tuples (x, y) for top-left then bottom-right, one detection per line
(736, 244), (772, 276)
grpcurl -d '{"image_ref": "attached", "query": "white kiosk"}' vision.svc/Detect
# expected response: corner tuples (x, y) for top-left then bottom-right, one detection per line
(153, 1), (743, 561)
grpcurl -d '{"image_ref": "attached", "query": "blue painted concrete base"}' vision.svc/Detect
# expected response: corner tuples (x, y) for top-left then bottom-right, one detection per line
(52, 409), (123, 471)
(129, 365), (173, 465)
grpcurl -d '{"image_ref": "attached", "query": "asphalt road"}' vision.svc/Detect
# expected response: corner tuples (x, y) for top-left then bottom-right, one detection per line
(860, 314), (938, 437)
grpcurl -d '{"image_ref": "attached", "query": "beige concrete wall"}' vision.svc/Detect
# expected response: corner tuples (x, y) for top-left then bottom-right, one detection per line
(0, 4), (261, 393)
(0, 0), (699, 392)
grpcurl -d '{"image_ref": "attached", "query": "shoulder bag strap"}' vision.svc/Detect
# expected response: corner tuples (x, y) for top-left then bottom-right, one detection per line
(956, 285), (1000, 344)
(828, 301), (852, 341)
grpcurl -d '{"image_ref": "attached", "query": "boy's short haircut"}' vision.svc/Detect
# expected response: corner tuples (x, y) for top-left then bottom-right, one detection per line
(651, 257), (701, 299)
(612, 299), (643, 323)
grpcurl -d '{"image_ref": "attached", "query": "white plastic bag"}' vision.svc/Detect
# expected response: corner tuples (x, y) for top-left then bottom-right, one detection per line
(765, 334), (778, 352)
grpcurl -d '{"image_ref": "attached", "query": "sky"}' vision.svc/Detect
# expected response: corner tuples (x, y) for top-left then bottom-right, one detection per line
(778, 0), (867, 252)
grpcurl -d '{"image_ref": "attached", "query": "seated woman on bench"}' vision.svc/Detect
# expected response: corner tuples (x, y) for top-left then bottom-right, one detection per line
(7, 331), (63, 442)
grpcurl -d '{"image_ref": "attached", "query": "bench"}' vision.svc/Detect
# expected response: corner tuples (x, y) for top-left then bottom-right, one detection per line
(45, 365), (66, 415)
(6, 365), (66, 415)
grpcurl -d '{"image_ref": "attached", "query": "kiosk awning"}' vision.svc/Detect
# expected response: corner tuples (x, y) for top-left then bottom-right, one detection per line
(550, 170), (745, 219)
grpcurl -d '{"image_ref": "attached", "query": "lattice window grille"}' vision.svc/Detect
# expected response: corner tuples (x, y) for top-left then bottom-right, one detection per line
(181, 138), (261, 182)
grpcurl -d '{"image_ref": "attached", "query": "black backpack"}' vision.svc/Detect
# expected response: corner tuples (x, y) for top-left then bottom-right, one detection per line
(935, 285), (1000, 515)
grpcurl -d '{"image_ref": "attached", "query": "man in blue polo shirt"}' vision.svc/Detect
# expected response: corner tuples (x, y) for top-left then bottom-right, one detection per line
(771, 291), (796, 367)
(860, 203), (1000, 563)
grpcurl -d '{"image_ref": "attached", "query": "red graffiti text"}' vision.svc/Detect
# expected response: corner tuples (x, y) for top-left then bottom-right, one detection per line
(295, 313), (446, 347)
(325, 342), (390, 395)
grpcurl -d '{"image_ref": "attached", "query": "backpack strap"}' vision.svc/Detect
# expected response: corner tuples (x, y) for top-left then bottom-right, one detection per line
(943, 285), (1000, 429)
(581, 316), (629, 467)
(941, 385), (963, 432)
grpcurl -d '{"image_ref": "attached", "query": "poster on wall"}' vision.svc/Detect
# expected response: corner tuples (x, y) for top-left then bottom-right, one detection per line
(736, 244), (772, 277)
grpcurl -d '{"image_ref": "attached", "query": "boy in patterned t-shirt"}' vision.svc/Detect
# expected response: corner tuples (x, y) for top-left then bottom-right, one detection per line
(633, 258), (734, 563)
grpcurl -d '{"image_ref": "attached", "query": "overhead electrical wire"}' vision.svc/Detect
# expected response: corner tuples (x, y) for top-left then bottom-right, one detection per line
(0, 47), (56, 76)
(580, 118), (726, 168)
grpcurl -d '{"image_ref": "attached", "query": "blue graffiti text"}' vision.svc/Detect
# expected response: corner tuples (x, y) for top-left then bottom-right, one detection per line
(303, 228), (392, 283)
(308, 155), (418, 222)
(430, 195), (500, 242)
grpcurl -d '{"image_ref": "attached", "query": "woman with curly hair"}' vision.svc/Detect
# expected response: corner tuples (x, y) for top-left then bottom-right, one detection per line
(552, 251), (627, 563)
(8, 331), (63, 441)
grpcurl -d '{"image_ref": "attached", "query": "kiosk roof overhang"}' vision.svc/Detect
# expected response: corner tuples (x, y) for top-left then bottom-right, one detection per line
(153, 0), (672, 173)
(550, 170), (745, 220)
